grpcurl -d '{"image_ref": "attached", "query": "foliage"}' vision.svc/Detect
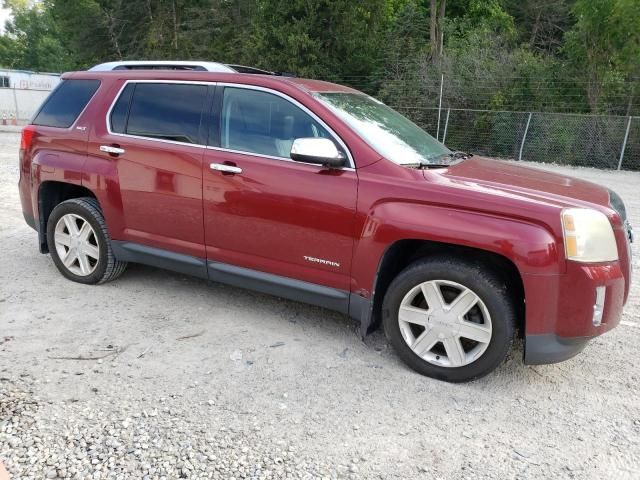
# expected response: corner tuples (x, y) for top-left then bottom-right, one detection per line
(564, 0), (640, 114)
(0, 0), (637, 115)
(246, 0), (387, 87)
(0, 0), (73, 71)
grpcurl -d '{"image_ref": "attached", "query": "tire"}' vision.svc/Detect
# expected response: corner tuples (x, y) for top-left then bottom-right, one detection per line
(382, 257), (516, 383)
(46, 197), (127, 284)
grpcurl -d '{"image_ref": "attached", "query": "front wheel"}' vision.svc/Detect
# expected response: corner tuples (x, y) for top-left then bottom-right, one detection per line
(46, 197), (127, 284)
(382, 258), (516, 382)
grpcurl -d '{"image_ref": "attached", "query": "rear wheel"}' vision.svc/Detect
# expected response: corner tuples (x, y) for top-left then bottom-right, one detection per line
(47, 197), (127, 284)
(382, 257), (515, 382)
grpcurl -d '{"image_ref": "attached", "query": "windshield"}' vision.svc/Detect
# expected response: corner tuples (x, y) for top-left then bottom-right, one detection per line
(314, 92), (450, 166)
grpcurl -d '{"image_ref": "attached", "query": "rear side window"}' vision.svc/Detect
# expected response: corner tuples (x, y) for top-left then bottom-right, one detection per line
(33, 79), (100, 128)
(119, 83), (208, 144)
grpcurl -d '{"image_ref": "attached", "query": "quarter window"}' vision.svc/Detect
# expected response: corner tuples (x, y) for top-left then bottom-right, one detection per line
(110, 83), (134, 134)
(220, 87), (333, 159)
(32, 79), (100, 128)
(117, 83), (207, 144)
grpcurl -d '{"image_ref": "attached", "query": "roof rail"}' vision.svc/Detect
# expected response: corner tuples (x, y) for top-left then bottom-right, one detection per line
(226, 64), (296, 77)
(88, 61), (236, 73)
(88, 61), (296, 77)
(226, 64), (274, 75)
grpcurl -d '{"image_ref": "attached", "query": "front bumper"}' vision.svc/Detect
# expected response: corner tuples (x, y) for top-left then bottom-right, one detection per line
(522, 260), (628, 365)
(524, 334), (589, 365)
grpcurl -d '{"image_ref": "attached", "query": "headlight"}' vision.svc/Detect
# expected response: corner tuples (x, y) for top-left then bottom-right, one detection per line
(561, 208), (618, 262)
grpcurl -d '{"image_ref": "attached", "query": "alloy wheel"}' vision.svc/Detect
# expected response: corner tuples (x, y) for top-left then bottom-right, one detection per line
(398, 280), (492, 368)
(53, 213), (100, 276)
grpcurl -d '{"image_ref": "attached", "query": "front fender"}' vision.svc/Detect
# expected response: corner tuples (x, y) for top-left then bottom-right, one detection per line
(351, 201), (562, 298)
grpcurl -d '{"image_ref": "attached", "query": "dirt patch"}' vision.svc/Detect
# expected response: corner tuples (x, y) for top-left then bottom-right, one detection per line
(1, 131), (639, 479)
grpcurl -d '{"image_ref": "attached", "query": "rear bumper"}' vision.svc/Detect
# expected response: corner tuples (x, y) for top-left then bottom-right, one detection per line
(522, 260), (628, 365)
(23, 211), (37, 231)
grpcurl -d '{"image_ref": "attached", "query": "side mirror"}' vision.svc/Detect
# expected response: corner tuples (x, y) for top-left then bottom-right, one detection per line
(290, 138), (346, 168)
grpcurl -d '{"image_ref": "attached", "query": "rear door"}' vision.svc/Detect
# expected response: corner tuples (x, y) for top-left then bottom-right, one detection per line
(90, 81), (212, 259)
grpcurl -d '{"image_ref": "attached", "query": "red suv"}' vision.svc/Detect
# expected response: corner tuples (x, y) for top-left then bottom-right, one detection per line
(18, 61), (633, 382)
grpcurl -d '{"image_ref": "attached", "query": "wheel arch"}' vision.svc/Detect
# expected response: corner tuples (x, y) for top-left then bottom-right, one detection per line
(367, 239), (525, 338)
(38, 181), (98, 253)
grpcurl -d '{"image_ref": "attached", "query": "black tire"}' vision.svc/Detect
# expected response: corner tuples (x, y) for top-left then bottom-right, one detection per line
(46, 197), (127, 284)
(382, 257), (516, 383)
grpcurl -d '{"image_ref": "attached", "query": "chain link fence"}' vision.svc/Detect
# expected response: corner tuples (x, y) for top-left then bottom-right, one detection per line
(395, 105), (640, 171)
(1, 75), (638, 171)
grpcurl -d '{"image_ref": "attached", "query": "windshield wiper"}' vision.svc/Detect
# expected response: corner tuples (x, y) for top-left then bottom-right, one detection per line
(448, 151), (472, 159)
(405, 152), (473, 169)
(421, 163), (451, 169)
(417, 151), (472, 168)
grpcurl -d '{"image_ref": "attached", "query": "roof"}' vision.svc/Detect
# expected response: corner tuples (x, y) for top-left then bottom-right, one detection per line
(286, 78), (359, 94)
(65, 69), (362, 95)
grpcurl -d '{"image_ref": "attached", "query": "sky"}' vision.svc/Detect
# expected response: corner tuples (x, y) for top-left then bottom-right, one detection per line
(0, 7), (11, 33)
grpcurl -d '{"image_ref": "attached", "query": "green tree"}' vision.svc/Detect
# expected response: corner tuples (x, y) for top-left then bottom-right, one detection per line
(564, 0), (640, 113)
(505, 0), (574, 53)
(49, 0), (150, 67)
(0, 0), (73, 71)
(246, 0), (386, 86)
(49, 0), (257, 66)
(0, 0), (635, 118)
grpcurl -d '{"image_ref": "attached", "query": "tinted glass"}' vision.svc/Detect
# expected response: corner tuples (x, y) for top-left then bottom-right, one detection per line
(110, 83), (134, 134)
(33, 79), (100, 128)
(126, 83), (207, 144)
(315, 92), (449, 166)
(221, 87), (332, 158)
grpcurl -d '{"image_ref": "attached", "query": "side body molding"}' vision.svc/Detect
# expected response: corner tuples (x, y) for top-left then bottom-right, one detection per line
(111, 241), (208, 279)
(208, 262), (350, 313)
(109, 241), (351, 314)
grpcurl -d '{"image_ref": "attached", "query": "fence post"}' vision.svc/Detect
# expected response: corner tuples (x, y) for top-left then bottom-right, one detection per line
(12, 87), (19, 124)
(442, 108), (450, 144)
(518, 112), (533, 161)
(617, 116), (632, 171)
(436, 73), (444, 141)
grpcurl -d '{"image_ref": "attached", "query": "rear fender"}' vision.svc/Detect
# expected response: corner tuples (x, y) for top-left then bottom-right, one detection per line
(80, 156), (125, 240)
(32, 151), (85, 252)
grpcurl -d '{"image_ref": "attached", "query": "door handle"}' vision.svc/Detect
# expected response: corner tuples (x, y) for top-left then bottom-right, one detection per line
(100, 145), (125, 155)
(210, 163), (242, 174)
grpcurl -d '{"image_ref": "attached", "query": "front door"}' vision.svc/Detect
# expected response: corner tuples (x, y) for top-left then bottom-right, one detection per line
(203, 85), (357, 294)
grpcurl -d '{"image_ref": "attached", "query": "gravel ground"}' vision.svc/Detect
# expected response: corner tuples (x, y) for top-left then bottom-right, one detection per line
(1, 129), (639, 480)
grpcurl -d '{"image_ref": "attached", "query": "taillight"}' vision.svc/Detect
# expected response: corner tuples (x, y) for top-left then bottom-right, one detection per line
(19, 125), (36, 162)
(20, 125), (35, 150)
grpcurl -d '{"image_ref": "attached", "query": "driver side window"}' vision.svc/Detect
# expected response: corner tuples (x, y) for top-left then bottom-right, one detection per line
(220, 87), (331, 159)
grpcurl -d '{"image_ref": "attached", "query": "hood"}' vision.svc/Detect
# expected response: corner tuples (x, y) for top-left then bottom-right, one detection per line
(431, 156), (611, 209)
